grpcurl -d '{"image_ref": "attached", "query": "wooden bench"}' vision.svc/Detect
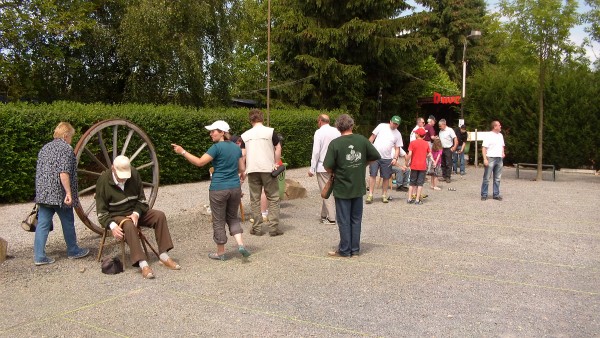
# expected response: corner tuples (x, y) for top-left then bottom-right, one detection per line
(515, 163), (556, 181)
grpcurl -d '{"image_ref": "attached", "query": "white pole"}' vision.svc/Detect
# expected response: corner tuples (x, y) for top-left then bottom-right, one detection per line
(475, 128), (478, 168)
(266, 0), (271, 126)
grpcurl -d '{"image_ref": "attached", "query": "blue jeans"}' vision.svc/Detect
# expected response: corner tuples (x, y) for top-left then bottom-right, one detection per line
(481, 157), (503, 198)
(334, 197), (363, 256)
(453, 150), (466, 174)
(392, 167), (410, 187)
(34, 204), (81, 262)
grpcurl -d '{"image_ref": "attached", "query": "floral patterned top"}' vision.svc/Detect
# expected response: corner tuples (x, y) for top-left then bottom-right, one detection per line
(35, 138), (79, 207)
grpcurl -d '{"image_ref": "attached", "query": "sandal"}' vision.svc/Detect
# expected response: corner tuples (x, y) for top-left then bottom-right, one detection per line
(208, 252), (226, 261)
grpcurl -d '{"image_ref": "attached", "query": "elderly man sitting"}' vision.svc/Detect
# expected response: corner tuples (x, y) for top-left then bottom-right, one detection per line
(95, 155), (180, 279)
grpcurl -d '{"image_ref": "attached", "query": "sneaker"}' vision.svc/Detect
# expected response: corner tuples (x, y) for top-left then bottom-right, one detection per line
(481, 196), (488, 201)
(249, 229), (263, 236)
(269, 230), (284, 237)
(68, 248), (90, 260)
(365, 194), (373, 204)
(414, 200), (423, 205)
(238, 246), (251, 258)
(407, 199), (415, 204)
(432, 186), (441, 191)
(382, 195), (389, 203)
(208, 252), (226, 261)
(34, 257), (55, 266)
(327, 251), (350, 258)
(493, 196), (503, 201)
(321, 218), (336, 225)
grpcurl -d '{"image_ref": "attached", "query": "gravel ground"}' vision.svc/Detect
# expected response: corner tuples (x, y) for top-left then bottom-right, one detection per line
(1, 166), (599, 337)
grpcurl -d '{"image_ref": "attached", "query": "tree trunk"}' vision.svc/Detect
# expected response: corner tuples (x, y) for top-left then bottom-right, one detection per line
(536, 58), (546, 181)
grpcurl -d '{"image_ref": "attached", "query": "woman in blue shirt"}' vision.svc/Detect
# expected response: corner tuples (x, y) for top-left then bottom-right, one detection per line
(171, 120), (250, 260)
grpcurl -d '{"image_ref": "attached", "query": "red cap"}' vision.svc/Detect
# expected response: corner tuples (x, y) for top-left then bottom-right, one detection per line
(415, 128), (426, 137)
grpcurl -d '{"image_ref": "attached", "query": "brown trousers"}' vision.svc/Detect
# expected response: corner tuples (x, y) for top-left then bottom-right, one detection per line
(112, 209), (174, 266)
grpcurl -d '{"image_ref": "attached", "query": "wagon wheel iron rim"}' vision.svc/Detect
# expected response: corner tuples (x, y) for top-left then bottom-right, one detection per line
(74, 119), (159, 235)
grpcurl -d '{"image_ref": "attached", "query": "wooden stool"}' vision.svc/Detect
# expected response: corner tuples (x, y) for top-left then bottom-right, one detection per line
(97, 218), (159, 268)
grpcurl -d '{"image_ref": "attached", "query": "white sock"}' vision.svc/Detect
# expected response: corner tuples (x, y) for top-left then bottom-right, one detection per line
(159, 253), (169, 261)
(139, 260), (148, 268)
(262, 211), (268, 217)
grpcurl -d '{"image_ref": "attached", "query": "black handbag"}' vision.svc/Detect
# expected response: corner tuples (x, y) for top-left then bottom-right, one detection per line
(101, 256), (124, 275)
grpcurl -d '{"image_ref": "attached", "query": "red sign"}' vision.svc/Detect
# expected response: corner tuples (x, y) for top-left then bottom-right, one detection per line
(433, 92), (461, 105)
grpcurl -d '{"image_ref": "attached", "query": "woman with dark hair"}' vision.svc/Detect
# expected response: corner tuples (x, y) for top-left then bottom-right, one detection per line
(34, 122), (90, 265)
(323, 114), (380, 257)
(171, 120), (250, 260)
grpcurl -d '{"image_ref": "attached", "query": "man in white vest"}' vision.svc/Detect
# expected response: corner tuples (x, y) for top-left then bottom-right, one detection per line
(241, 109), (283, 236)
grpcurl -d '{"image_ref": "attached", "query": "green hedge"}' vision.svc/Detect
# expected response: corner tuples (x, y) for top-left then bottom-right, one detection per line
(0, 102), (343, 203)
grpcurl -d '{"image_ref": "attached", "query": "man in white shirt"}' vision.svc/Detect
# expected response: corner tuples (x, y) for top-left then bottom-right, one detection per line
(308, 114), (341, 225)
(438, 119), (458, 183)
(241, 109), (283, 236)
(409, 117), (426, 142)
(481, 120), (506, 201)
(366, 115), (403, 204)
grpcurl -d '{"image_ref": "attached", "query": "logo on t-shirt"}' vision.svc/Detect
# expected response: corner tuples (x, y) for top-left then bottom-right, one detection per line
(345, 145), (362, 162)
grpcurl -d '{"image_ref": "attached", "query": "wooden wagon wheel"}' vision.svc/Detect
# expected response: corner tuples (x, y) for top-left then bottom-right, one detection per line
(74, 119), (159, 234)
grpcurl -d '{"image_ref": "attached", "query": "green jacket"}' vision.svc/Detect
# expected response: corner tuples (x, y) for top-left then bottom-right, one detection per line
(95, 167), (149, 228)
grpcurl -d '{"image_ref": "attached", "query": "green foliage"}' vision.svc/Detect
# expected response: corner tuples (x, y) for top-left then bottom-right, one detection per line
(583, 0), (600, 43)
(272, 0), (433, 123)
(419, 0), (487, 82)
(0, 102), (337, 202)
(0, 0), (241, 106)
(417, 56), (460, 97)
(468, 34), (600, 169)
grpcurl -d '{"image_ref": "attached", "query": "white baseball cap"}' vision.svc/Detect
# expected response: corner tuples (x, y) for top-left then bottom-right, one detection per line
(113, 155), (131, 179)
(205, 120), (230, 133)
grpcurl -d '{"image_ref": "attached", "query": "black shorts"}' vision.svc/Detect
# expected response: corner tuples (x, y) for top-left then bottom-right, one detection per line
(409, 170), (426, 186)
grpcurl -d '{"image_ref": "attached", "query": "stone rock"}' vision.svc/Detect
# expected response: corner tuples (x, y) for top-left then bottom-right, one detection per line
(284, 179), (307, 200)
(0, 237), (7, 263)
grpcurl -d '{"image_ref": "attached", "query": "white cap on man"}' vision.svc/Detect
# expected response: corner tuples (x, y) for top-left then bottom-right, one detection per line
(113, 155), (132, 179)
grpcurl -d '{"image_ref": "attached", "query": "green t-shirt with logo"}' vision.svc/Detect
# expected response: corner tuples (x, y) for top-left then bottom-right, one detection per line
(323, 134), (380, 199)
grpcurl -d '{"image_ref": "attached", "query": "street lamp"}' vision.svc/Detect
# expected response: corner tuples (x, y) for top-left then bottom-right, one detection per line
(460, 30), (482, 120)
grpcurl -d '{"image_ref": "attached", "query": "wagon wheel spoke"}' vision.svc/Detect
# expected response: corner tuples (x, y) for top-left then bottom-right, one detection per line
(78, 169), (102, 177)
(142, 181), (156, 188)
(129, 143), (148, 162)
(120, 129), (135, 156)
(84, 200), (97, 217)
(97, 133), (111, 167)
(136, 161), (154, 171)
(83, 146), (108, 171)
(79, 184), (97, 196)
(112, 125), (119, 160)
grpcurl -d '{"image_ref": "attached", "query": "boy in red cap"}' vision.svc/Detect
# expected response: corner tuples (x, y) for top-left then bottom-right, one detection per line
(406, 128), (433, 204)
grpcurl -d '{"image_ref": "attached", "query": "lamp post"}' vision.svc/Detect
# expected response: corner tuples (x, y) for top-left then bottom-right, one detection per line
(460, 30), (482, 120)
